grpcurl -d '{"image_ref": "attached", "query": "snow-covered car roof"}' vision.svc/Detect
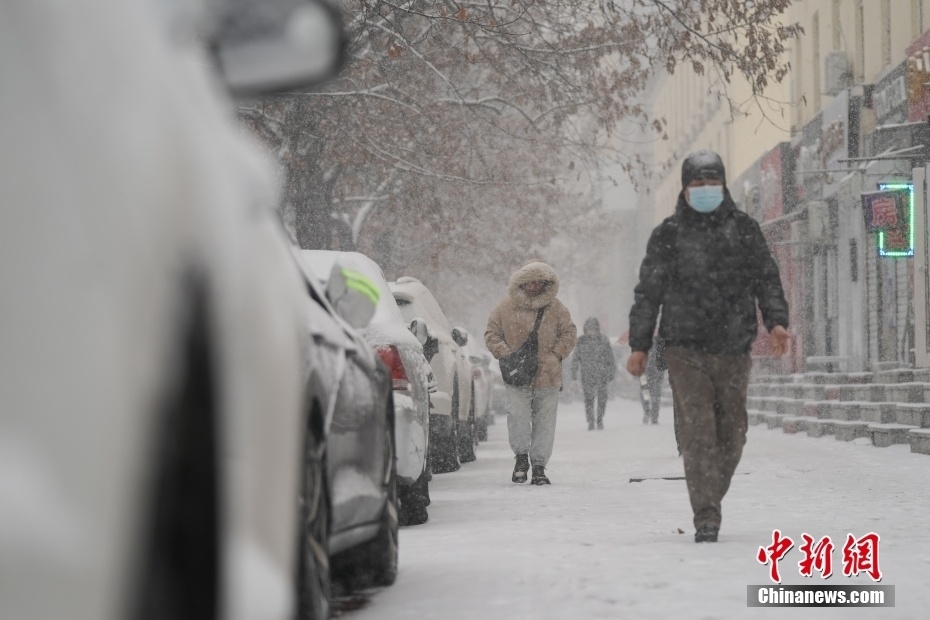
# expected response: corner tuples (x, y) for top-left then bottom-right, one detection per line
(301, 250), (405, 325)
(289, 248), (367, 352)
(302, 250), (423, 351)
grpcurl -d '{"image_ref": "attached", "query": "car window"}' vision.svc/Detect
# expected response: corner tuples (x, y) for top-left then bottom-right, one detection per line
(395, 285), (452, 333)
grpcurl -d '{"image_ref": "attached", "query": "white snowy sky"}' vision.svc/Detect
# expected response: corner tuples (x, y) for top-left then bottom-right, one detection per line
(598, 168), (640, 213)
(338, 397), (930, 619)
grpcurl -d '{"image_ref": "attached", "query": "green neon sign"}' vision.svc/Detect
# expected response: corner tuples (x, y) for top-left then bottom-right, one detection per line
(877, 182), (914, 258)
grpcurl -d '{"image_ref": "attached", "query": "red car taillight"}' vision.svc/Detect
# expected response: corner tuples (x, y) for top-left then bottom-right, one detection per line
(376, 345), (410, 391)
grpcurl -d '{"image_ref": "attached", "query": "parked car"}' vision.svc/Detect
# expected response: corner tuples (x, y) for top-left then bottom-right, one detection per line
(389, 277), (476, 471)
(487, 356), (508, 417)
(301, 250), (433, 526)
(0, 2), (349, 620)
(461, 334), (494, 441)
(288, 251), (399, 593)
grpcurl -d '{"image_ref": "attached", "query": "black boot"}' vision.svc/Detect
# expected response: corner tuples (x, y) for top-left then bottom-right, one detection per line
(694, 525), (719, 543)
(531, 465), (550, 485)
(512, 454), (529, 483)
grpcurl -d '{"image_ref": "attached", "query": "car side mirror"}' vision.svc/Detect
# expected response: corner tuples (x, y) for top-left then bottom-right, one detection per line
(325, 261), (378, 329)
(452, 327), (468, 347)
(408, 318), (430, 346)
(212, 0), (346, 97)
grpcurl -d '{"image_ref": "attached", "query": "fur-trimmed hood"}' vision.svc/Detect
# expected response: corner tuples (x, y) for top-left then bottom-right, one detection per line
(487, 262), (577, 388)
(507, 261), (560, 309)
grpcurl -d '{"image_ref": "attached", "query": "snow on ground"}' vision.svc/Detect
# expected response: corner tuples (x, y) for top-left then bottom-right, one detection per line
(338, 397), (930, 619)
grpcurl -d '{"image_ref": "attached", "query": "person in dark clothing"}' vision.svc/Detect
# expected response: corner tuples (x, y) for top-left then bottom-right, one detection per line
(639, 336), (666, 424)
(571, 318), (617, 430)
(626, 150), (789, 544)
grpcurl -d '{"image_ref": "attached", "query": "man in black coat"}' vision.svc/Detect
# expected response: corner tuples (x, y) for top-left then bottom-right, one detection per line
(627, 150), (789, 544)
(571, 317), (617, 430)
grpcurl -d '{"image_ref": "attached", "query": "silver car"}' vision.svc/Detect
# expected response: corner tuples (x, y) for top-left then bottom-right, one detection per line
(302, 251), (434, 526)
(289, 251), (399, 595)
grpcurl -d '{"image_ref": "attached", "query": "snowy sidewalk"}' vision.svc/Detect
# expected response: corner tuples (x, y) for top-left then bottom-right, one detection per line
(338, 397), (930, 619)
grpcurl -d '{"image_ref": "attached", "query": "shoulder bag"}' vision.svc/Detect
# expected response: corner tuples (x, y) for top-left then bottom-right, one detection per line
(499, 308), (545, 387)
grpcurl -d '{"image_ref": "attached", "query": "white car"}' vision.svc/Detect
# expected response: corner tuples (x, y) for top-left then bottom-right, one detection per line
(0, 2), (344, 620)
(461, 334), (494, 442)
(487, 356), (508, 416)
(389, 277), (476, 471)
(302, 251), (433, 525)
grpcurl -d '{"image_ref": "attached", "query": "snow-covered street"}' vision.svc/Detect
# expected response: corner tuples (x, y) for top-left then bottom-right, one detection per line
(337, 397), (930, 620)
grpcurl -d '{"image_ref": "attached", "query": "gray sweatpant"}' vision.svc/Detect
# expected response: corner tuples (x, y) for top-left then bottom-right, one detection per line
(505, 386), (560, 467)
(665, 347), (752, 530)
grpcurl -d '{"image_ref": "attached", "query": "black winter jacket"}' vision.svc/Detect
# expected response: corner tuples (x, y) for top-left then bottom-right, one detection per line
(629, 191), (789, 355)
(571, 333), (617, 385)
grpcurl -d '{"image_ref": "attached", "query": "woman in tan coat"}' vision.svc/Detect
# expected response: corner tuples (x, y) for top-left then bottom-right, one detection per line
(485, 261), (576, 484)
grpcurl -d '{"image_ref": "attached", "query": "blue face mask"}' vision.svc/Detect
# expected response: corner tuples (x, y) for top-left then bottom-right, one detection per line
(687, 185), (724, 213)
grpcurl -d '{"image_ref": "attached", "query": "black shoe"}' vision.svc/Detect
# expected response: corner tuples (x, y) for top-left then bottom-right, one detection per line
(597, 421), (604, 430)
(587, 424), (594, 431)
(694, 525), (719, 543)
(531, 465), (550, 485)
(512, 454), (529, 483)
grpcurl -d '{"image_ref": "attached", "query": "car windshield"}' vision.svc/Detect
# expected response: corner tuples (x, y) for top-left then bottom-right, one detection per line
(393, 282), (452, 333)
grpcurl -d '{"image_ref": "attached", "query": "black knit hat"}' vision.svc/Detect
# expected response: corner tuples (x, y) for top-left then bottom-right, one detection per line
(681, 150), (726, 187)
(583, 317), (600, 331)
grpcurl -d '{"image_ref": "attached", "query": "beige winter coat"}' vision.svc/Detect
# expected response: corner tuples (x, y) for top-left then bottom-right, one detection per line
(485, 262), (577, 389)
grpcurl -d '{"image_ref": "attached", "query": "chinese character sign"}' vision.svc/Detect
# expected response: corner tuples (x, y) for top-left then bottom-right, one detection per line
(757, 530), (795, 584)
(870, 196), (900, 229)
(757, 531), (882, 583)
(906, 28), (930, 122)
(861, 190), (908, 233)
(842, 533), (883, 581)
(799, 534), (835, 579)
(883, 227), (910, 253)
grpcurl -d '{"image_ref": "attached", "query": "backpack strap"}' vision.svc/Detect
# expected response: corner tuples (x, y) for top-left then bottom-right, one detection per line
(530, 307), (545, 335)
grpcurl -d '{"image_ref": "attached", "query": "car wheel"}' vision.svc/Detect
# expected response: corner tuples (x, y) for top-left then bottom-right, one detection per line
(458, 384), (477, 463)
(297, 403), (330, 620)
(430, 377), (461, 474)
(477, 411), (489, 442)
(398, 467), (430, 526)
(333, 392), (399, 590)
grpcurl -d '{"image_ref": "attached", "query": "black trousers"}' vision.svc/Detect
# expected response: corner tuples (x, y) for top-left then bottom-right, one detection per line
(582, 381), (608, 428)
(665, 347), (752, 529)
